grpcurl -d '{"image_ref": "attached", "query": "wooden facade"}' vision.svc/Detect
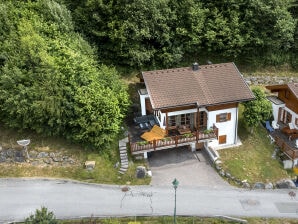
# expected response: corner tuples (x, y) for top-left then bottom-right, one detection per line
(267, 84), (298, 114)
(266, 83), (298, 161)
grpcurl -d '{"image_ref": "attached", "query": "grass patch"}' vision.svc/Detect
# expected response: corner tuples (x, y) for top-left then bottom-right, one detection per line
(218, 106), (293, 183)
(0, 124), (150, 185)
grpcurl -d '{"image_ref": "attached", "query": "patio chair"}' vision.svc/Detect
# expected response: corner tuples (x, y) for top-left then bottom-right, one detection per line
(272, 120), (279, 129)
(265, 121), (274, 133)
(139, 122), (149, 130)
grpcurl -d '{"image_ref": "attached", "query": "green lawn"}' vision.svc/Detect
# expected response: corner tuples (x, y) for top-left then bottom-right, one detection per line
(218, 106), (294, 184)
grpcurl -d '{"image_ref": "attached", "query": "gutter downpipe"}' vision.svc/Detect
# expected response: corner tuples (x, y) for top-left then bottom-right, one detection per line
(234, 106), (238, 144)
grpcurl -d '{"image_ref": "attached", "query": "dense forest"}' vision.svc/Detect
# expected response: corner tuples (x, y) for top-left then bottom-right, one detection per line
(63, 0), (298, 68)
(0, 0), (297, 149)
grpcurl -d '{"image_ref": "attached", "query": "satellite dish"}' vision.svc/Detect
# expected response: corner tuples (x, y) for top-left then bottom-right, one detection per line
(17, 139), (30, 147)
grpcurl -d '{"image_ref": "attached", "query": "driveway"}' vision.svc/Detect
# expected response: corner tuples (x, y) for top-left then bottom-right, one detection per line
(148, 146), (231, 188)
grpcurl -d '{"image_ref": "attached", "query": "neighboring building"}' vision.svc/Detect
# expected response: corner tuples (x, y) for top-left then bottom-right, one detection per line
(131, 62), (254, 158)
(266, 83), (298, 166)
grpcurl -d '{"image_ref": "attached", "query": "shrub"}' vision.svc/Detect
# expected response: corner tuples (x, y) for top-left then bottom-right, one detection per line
(25, 207), (58, 224)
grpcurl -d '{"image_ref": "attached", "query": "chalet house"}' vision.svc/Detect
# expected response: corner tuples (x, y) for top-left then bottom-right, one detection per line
(266, 83), (298, 166)
(130, 62), (254, 159)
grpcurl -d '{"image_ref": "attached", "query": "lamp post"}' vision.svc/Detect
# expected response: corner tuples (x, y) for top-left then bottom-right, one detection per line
(172, 178), (179, 224)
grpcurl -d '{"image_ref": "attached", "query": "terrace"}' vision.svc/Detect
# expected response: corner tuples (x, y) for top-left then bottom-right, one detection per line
(270, 123), (298, 160)
(128, 115), (218, 155)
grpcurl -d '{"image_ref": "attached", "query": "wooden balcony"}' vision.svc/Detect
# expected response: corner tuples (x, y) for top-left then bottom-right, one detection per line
(271, 129), (298, 160)
(129, 126), (218, 155)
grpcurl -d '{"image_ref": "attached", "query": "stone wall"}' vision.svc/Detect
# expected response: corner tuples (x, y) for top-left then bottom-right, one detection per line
(244, 75), (298, 86)
(0, 146), (77, 167)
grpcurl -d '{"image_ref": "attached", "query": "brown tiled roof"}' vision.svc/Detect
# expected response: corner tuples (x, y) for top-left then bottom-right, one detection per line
(142, 62), (254, 109)
(266, 83), (298, 99)
(288, 83), (298, 98)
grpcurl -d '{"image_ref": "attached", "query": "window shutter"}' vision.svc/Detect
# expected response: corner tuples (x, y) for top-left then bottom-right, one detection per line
(278, 107), (283, 122)
(227, 113), (231, 121)
(216, 114), (220, 122)
(288, 113), (292, 123)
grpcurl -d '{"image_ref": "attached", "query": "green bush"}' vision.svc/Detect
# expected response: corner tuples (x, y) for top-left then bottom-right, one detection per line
(25, 207), (58, 224)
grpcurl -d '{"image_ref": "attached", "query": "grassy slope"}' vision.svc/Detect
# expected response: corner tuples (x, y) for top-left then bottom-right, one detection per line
(0, 125), (150, 185)
(218, 105), (293, 183)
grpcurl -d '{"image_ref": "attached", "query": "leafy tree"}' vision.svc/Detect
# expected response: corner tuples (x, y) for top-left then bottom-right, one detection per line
(242, 87), (272, 133)
(0, 0), (129, 149)
(25, 207), (58, 224)
(65, 0), (297, 68)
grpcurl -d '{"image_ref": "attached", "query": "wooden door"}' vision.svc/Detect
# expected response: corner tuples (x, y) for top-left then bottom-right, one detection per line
(218, 135), (227, 144)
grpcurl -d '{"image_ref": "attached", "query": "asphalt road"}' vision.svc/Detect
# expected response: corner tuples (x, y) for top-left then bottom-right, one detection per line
(0, 178), (298, 223)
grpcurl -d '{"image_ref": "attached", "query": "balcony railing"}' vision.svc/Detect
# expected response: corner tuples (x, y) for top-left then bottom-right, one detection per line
(275, 136), (298, 160)
(129, 125), (218, 154)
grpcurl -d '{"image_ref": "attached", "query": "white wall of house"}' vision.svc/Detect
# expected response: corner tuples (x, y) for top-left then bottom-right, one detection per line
(271, 103), (285, 122)
(139, 91), (149, 116)
(208, 107), (238, 147)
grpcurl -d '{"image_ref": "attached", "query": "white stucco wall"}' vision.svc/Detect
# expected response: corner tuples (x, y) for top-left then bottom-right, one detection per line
(139, 91), (149, 116)
(208, 107), (238, 147)
(271, 103), (285, 122)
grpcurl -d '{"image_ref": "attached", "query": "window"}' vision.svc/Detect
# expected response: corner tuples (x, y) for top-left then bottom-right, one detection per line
(199, 111), (205, 126)
(180, 114), (191, 126)
(279, 108), (292, 124)
(286, 112), (292, 124)
(168, 116), (176, 127)
(216, 113), (231, 123)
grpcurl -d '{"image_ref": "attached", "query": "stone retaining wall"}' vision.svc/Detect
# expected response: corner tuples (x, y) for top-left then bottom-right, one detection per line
(0, 146), (77, 167)
(244, 75), (298, 86)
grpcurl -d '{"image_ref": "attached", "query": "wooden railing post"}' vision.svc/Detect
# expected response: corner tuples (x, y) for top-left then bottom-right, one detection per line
(128, 134), (133, 153)
(175, 135), (178, 147)
(153, 139), (156, 151)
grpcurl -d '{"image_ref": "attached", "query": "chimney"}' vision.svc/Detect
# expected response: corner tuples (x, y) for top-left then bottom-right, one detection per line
(192, 62), (199, 71)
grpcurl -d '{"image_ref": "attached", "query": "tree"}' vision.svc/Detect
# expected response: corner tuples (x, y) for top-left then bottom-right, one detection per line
(0, 0), (129, 149)
(242, 87), (272, 133)
(25, 207), (58, 224)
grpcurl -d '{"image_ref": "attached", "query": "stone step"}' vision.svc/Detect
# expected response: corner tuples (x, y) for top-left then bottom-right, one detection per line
(121, 161), (128, 165)
(119, 148), (127, 152)
(119, 167), (127, 172)
(121, 165), (128, 169)
(120, 155), (127, 159)
(118, 170), (125, 174)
